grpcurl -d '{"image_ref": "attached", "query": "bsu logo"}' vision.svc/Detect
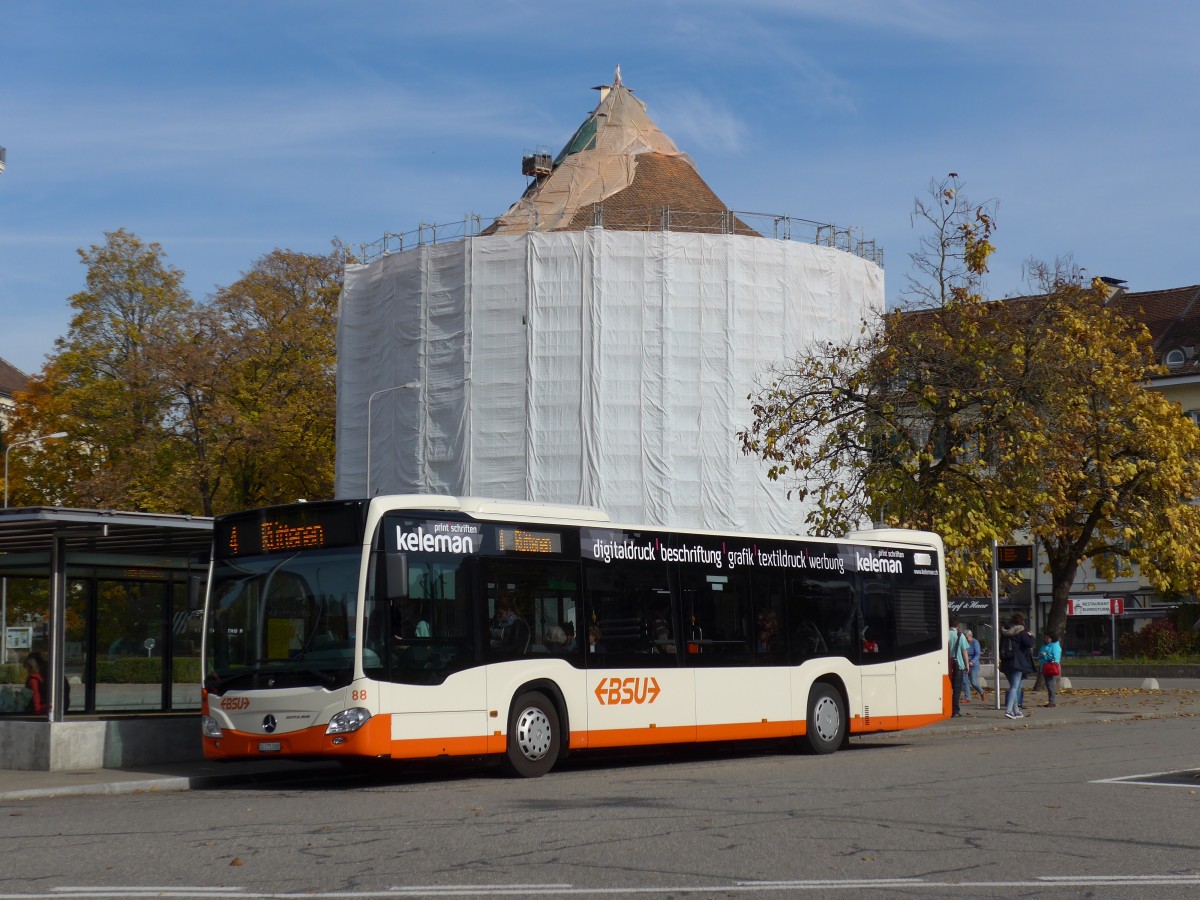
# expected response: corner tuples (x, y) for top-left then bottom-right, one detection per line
(593, 676), (661, 706)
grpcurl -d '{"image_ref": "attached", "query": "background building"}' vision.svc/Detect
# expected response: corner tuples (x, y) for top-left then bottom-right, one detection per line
(0, 357), (28, 431)
(335, 72), (884, 533)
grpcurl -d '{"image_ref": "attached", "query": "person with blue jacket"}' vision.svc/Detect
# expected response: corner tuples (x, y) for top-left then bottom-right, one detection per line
(962, 629), (986, 703)
(1038, 631), (1063, 707)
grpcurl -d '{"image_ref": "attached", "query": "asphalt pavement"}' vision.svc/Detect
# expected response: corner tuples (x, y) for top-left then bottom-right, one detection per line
(2, 677), (1197, 801)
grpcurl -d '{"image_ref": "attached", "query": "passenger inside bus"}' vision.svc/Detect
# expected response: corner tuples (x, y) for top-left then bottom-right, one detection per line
(489, 594), (531, 656)
(755, 609), (781, 654)
(587, 624), (605, 653)
(394, 598), (431, 641)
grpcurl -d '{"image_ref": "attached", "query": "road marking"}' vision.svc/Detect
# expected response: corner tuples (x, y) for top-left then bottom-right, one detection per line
(0, 874), (1191, 897)
(1093, 767), (1200, 787)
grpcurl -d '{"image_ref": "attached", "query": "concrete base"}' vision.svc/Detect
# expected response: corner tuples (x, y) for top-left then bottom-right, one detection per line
(0, 717), (202, 771)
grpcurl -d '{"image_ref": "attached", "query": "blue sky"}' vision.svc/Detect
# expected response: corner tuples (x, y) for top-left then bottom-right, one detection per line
(2, 1), (1198, 376)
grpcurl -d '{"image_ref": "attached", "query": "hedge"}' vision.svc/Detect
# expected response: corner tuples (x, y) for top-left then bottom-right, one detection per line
(95, 657), (203, 684)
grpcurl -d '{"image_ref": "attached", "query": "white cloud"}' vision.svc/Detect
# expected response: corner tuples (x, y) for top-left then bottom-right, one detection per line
(653, 91), (748, 155)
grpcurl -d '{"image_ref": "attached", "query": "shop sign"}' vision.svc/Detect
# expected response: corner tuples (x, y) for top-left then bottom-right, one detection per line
(948, 598), (992, 615)
(1067, 597), (1124, 616)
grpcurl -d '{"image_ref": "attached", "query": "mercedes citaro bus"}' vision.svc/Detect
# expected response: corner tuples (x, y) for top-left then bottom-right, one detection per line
(200, 496), (950, 776)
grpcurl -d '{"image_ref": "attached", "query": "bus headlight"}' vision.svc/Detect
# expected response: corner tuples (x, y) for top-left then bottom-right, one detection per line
(326, 707), (371, 735)
(201, 716), (224, 739)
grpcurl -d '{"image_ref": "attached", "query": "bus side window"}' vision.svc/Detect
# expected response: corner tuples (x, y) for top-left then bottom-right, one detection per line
(481, 559), (581, 662)
(861, 581), (896, 661)
(788, 576), (856, 662)
(582, 560), (678, 667)
(677, 565), (753, 664)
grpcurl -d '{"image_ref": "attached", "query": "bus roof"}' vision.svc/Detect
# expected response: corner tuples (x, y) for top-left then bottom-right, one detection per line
(368, 495), (943, 551)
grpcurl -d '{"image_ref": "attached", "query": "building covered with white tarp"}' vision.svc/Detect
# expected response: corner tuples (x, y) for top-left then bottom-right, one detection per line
(335, 70), (884, 534)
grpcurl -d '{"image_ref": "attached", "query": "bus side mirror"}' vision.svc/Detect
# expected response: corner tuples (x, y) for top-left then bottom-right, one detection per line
(387, 552), (409, 601)
(188, 574), (206, 611)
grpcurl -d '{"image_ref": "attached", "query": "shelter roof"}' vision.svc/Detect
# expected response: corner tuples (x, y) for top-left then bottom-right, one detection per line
(0, 507), (211, 559)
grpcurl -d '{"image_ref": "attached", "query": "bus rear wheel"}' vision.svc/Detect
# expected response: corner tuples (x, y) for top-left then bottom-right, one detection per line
(501, 691), (561, 778)
(803, 683), (846, 754)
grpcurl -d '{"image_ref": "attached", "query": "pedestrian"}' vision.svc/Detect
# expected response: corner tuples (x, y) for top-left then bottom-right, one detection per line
(947, 616), (969, 717)
(1039, 631), (1062, 707)
(22, 652), (48, 715)
(963, 629), (987, 702)
(999, 613), (1035, 719)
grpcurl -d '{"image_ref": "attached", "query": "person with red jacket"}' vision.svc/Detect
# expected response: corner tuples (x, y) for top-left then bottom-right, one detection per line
(22, 652), (48, 715)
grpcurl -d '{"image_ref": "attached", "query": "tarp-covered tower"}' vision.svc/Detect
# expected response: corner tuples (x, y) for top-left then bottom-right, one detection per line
(335, 69), (884, 532)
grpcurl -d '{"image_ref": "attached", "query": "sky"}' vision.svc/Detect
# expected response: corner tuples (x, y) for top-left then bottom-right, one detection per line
(2, 1), (1199, 377)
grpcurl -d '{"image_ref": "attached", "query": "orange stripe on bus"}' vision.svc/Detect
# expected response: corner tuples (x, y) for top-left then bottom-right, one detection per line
(205, 707), (950, 763)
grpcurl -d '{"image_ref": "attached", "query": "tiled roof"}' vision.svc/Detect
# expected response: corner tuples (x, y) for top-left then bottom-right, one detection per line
(0, 357), (28, 399)
(899, 285), (1200, 379)
(561, 153), (758, 236)
(1114, 285), (1200, 377)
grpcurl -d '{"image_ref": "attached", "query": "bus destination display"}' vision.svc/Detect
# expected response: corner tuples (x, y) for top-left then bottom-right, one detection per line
(215, 503), (364, 559)
(496, 528), (562, 554)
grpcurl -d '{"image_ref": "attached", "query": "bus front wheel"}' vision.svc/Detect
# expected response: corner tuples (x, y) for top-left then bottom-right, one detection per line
(803, 683), (846, 754)
(501, 691), (561, 778)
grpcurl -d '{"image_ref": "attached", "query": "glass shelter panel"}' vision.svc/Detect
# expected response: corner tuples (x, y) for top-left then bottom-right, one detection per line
(0, 577), (50, 714)
(96, 580), (167, 712)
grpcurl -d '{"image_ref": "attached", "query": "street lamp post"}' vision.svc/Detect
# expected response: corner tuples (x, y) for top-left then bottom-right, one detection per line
(365, 383), (420, 498)
(2, 431), (68, 666)
(4, 431), (68, 510)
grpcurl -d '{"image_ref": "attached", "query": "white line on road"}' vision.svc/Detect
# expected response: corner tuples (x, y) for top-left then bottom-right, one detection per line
(3, 873), (1197, 898)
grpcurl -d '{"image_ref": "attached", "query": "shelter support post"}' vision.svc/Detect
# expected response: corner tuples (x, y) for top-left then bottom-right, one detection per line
(49, 532), (66, 723)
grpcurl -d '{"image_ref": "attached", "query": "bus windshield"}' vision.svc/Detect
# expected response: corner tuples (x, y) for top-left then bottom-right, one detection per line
(204, 546), (365, 692)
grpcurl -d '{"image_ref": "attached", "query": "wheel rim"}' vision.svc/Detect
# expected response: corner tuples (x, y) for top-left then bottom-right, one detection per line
(812, 694), (841, 742)
(515, 706), (553, 761)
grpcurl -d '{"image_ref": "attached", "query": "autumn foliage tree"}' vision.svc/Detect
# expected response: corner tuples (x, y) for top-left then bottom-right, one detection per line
(165, 247), (343, 514)
(5, 230), (344, 516)
(742, 176), (1200, 636)
(6, 229), (191, 509)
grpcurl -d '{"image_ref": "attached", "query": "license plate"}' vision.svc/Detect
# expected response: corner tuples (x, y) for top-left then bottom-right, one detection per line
(258, 741), (281, 752)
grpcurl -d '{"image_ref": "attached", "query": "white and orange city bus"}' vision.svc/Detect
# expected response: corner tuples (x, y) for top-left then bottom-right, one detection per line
(200, 496), (950, 776)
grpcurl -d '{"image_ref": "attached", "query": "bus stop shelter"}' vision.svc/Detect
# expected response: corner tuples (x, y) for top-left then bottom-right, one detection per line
(0, 507), (212, 770)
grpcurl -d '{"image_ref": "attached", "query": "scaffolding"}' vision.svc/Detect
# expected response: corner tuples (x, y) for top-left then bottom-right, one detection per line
(357, 209), (883, 268)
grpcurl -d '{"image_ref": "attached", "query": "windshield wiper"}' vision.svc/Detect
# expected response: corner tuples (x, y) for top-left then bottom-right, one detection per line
(213, 659), (340, 689)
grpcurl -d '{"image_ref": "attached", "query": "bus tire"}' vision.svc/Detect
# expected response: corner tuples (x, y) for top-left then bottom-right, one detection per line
(501, 691), (560, 778)
(803, 683), (845, 754)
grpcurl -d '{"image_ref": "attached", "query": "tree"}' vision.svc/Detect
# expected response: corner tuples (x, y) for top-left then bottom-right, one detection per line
(6, 229), (194, 511)
(158, 246), (344, 514)
(9, 232), (345, 516)
(741, 177), (1200, 628)
(742, 176), (1011, 594)
(1002, 265), (1200, 639)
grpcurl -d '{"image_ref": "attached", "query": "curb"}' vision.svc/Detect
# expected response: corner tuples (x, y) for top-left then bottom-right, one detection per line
(0, 776), (193, 801)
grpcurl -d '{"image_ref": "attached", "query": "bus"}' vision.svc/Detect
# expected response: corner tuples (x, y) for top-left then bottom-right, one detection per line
(200, 496), (950, 777)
